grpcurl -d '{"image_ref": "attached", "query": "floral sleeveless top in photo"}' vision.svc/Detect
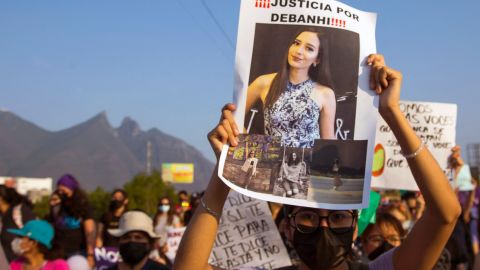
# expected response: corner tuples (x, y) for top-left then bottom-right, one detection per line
(264, 79), (320, 148)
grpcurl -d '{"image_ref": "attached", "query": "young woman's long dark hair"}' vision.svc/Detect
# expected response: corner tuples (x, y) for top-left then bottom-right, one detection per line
(265, 27), (334, 109)
(61, 189), (90, 219)
(287, 152), (300, 166)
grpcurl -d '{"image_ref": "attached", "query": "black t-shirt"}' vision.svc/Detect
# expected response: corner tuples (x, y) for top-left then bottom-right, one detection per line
(107, 259), (170, 270)
(0, 204), (36, 262)
(100, 212), (121, 247)
(52, 206), (94, 257)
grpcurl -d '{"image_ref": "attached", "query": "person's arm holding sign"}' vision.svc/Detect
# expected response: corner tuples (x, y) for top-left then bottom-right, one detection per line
(174, 54), (462, 270)
(367, 54), (461, 270)
(174, 105), (238, 270)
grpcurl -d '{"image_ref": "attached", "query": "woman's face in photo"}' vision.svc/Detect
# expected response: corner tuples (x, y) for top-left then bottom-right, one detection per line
(292, 152), (297, 160)
(288, 31), (320, 71)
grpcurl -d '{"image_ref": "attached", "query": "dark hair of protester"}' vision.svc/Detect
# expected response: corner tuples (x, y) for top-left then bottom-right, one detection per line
(61, 187), (89, 219)
(112, 188), (128, 199)
(0, 185), (37, 262)
(265, 27), (334, 109)
(0, 185), (33, 209)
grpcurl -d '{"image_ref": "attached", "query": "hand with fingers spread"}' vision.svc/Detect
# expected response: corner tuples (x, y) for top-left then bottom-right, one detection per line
(207, 103), (240, 159)
(367, 54), (403, 119)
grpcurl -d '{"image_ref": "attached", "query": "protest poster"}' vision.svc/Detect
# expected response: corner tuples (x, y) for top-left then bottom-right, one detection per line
(371, 101), (457, 191)
(165, 226), (187, 262)
(209, 191), (292, 270)
(218, 0), (378, 209)
(94, 247), (120, 270)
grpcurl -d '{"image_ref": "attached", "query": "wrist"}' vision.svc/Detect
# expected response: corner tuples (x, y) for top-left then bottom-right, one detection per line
(380, 105), (402, 124)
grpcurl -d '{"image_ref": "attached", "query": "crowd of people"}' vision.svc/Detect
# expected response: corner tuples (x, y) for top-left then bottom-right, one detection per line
(0, 164), (478, 270)
(0, 53), (478, 270)
(0, 176), (200, 270)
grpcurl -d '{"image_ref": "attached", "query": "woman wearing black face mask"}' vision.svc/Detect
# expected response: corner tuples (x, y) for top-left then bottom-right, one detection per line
(174, 54), (462, 270)
(107, 211), (169, 270)
(96, 189), (129, 249)
(49, 174), (96, 268)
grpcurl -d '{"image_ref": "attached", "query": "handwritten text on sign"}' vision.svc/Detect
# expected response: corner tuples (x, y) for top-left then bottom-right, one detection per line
(166, 226), (186, 262)
(372, 101), (457, 190)
(209, 192), (291, 270)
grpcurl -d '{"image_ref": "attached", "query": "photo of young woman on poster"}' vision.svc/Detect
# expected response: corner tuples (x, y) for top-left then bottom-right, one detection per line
(241, 150), (258, 189)
(245, 27), (336, 148)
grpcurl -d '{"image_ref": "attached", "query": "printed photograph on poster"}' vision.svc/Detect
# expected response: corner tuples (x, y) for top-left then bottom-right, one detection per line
(221, 135), (367, 206)
(223, 134), (283, 193)
(219, 0), (378, 209)
(272, 146), (312, 199)
(308, 139), (368, 204)
(244, 23), (360, 143)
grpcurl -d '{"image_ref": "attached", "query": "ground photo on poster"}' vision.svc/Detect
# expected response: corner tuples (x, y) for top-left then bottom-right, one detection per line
(308, 139), (368, 204)
(221, 135), (368, 207)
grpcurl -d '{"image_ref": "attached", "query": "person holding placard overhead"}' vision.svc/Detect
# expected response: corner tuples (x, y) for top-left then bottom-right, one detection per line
(174, 54), (461, 270)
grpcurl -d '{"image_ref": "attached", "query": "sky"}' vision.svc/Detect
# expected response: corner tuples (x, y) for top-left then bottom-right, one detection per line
(0, 1), (479, 162)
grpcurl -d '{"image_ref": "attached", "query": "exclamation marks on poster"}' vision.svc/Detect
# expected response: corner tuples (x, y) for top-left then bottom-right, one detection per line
(329, 18), (346, 28)
(255, 0), (271, 9)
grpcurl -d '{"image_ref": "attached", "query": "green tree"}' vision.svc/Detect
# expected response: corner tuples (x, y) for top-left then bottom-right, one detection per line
(88, 187), (110, 220)
(33, 196), (50, 219)
(124, 170), (177, 216)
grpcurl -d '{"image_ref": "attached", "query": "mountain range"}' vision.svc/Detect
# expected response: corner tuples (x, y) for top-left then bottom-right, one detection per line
(0, 110), (214, 192)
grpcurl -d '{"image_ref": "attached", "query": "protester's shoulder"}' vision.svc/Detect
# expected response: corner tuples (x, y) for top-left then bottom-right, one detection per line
(46, 259), (70, 269)
(368, 248), (396, 270)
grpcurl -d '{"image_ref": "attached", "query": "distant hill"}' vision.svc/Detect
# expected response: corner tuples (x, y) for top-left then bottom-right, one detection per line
(0, 111), (214, 192)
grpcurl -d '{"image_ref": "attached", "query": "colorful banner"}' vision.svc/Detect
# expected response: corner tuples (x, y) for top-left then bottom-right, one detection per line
(372, 101), (457, 190)
(218, 0), (378, 209)
(161, 163), (194, 183)
(209, 191), (292, 270)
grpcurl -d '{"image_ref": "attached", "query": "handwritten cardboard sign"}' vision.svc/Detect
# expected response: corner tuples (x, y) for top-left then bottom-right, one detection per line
(372, 101), (457, 190)
(165, 226), (187, 262)
(209, 191), (292, 269)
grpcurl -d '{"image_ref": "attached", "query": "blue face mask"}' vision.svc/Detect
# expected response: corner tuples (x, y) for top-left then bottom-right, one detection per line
(159, 205), (170, 212)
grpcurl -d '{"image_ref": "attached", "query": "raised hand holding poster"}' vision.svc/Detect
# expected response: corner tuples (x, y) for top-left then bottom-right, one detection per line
(218, 0), (378, 209)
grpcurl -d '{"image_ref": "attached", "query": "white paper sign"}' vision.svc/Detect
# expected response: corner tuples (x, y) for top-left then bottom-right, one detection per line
(371, 101), (457, 190)
(209, 191), (292, 270)
(165, 226), (187, 262)
(218, 0), (378, 209)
